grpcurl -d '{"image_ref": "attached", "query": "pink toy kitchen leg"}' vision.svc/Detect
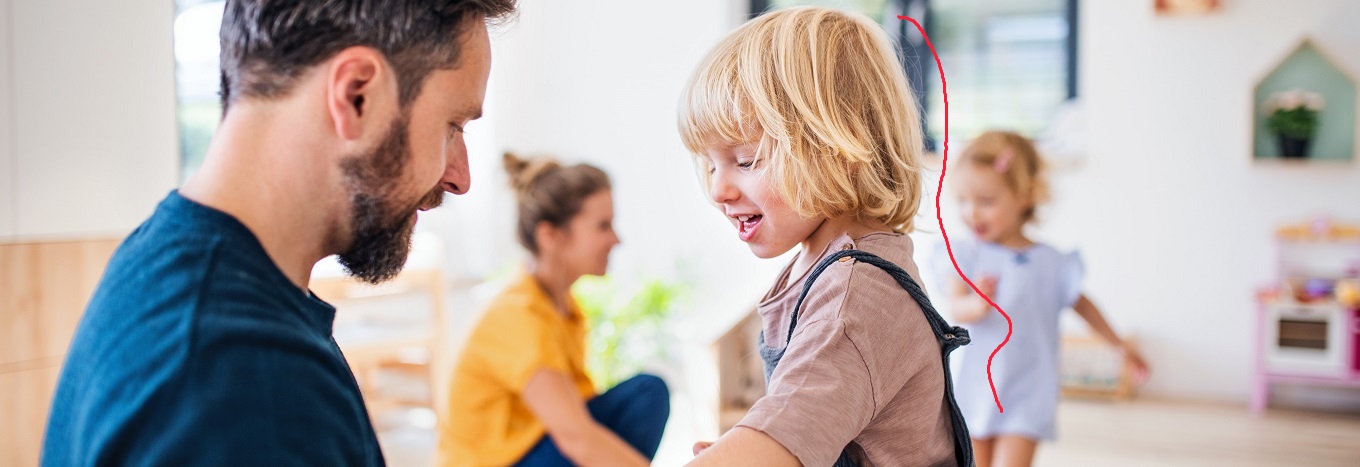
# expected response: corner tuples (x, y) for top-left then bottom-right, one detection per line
(1250, 371), (1268, 416)
(1251, 301), (1268, 416)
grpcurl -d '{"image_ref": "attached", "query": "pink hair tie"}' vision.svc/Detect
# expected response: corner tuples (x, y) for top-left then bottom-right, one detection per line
(994, 149), (1014, 173)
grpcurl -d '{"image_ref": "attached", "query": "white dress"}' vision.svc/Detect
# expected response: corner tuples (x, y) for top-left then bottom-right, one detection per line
(933, 237), (1083, 441)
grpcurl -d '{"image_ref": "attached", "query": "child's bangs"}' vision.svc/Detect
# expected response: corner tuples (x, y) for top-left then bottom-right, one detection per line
(678, 51), (761, 157)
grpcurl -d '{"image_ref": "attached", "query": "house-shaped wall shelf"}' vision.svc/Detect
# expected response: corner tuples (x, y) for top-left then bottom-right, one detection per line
(1252, 38), (1357, 163)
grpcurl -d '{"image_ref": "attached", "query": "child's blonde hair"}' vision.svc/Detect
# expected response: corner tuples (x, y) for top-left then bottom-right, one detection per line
(677, 6), (925, 233)
(957, 131), (1050, 223)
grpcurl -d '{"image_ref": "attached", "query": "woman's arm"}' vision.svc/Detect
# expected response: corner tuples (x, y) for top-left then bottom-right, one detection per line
(1072, 293), (1149, 381)
(521, 369), (650, 466)
(686, 427), (801, 466)
(945, 276), (997, 323)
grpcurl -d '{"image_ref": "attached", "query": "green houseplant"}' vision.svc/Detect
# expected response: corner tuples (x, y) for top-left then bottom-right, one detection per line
(1263, 89), (1324, 158)
(572, 275), (688, 391)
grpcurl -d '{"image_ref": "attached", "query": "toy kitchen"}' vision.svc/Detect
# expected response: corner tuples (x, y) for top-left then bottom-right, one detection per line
(1252, 218), (1360, 415)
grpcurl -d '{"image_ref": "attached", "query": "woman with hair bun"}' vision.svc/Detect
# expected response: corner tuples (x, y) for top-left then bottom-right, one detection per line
(438, 153), (670, 467)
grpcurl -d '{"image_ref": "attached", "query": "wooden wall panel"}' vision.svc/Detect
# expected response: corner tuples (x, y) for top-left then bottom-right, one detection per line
(0, 365), (61, 466)
(0, 238), (120, 465)
(0, 239), (120, 364)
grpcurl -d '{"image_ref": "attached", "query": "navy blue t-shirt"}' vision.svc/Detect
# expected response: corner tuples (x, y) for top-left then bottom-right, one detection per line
(42, 191), (384, 466)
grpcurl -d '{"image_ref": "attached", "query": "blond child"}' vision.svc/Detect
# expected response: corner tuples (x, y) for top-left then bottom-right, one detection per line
(938, 131), (1150, 467)
(678, 7), (971, 467)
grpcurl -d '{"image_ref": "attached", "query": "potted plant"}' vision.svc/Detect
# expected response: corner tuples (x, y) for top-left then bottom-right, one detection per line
(1263, 89), (1324, 158)
(573, 275), (688, 390)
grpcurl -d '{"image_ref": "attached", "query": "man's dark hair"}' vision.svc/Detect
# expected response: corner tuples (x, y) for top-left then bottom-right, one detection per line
(218, 0), (516, 112)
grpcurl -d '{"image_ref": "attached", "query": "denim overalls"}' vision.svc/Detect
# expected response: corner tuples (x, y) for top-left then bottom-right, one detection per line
(759, 249), (975, 467)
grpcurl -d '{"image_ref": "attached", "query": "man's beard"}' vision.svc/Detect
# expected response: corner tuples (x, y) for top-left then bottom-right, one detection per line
(337, 114), (445, 284)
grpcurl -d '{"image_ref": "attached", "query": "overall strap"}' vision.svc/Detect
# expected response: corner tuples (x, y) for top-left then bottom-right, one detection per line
(785, 249), (975, 467)
(787, 249), (969, 351)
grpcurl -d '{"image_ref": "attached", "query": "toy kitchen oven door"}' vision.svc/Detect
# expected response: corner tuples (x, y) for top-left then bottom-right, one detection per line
(1263, 300), (1354, 376)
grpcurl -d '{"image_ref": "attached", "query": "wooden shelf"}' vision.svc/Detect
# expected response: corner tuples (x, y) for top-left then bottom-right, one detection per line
(1250, 38), (1357, 164)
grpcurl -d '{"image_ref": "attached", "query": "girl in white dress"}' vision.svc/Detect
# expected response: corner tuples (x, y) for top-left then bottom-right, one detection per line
(938, 131), (1150, 467)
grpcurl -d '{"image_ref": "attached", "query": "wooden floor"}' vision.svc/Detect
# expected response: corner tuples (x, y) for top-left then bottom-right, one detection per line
(377, 396), (1360, 466)
(1035, 398), (1360, 466)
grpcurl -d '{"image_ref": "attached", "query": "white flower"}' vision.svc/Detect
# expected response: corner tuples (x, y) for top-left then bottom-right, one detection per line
(1303, 91), (1325, 111)
(1265, 89), (1325, 115)
(1280, 90), (1302, 110)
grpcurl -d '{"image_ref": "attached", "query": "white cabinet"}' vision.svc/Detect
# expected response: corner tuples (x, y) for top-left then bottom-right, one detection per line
(4, 0), (178, 241)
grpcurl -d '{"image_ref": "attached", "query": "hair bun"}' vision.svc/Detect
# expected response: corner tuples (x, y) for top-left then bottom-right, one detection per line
(503, 152), (561, 193)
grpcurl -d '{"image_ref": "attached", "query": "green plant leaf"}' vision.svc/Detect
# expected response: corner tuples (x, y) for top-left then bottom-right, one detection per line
(572, 275), (689, 390)
(1267, 107), (1319, 139)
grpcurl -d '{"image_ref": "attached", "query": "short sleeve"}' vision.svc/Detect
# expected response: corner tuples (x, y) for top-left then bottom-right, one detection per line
(1062, 250), (1085, 307)
(737, 318), (875, 467)
(933, 236), (977, 283)
(472, 305), (574, 393)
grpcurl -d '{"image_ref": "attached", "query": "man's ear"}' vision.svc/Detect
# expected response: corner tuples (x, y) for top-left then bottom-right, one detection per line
(325, 47), (397, 142)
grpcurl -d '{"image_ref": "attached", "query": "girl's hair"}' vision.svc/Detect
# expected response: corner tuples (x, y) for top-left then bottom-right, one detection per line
(957, 131), (1050, 223)
(503, 152), (611, 255)
(677, 6), (925, 233)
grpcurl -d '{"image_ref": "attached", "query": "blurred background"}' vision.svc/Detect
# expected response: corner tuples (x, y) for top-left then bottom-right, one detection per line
(3, 0), (1360, 465)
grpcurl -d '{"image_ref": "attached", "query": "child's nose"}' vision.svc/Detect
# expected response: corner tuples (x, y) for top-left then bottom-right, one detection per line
(708, 171), (739, 204)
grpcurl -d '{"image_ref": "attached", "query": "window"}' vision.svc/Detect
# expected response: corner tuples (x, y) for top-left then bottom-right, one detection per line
(173, 0), (225, 182)
(764, 0), (893, 22)
(927, 0), (1075, 144)
(753, 0), (1078, 148)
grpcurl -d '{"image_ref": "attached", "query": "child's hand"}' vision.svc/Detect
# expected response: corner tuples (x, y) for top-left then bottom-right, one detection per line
(693, 441), (714, 456)
(977, 276), (998, 298)
(1123, 345), (1151, 385)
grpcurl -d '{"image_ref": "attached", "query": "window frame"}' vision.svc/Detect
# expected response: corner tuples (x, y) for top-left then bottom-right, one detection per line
(750, 0), (1080, 150)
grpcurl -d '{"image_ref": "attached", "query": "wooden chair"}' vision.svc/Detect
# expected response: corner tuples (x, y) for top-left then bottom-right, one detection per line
(310, 235), (449, 418)
(1059, 334), (1140, 401)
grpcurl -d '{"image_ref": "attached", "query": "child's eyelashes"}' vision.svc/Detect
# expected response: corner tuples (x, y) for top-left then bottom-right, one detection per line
(701, 159), (756, 174)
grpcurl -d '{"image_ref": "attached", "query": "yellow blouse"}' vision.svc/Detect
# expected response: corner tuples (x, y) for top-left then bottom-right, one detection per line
(437, 271), (595, 466)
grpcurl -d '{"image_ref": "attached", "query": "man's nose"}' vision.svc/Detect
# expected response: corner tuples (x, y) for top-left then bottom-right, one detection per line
(442, 139), (471, 195)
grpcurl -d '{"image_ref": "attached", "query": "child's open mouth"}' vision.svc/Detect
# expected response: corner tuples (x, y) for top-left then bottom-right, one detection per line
(737, 214), (762, 242)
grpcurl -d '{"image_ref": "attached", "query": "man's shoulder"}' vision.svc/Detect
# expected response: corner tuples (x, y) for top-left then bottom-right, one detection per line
(44, 362), (379, 465)
(46, 302), (376, 465)
(83, 211), (276, 347)
(103, 191), (271, 291)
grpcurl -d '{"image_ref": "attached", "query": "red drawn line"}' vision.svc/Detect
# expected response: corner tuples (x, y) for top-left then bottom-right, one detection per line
(899, 15), (1011, 414)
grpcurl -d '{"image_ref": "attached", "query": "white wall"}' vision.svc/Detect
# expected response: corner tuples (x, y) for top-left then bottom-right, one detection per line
(2, 0), (178, 241)
(419, 0), (785, 337)
(0, 0), (13, 238)
(456, 0), (1360, 404)
(1031, 0), (1360, 401)
(2, 0), (1347, 404)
